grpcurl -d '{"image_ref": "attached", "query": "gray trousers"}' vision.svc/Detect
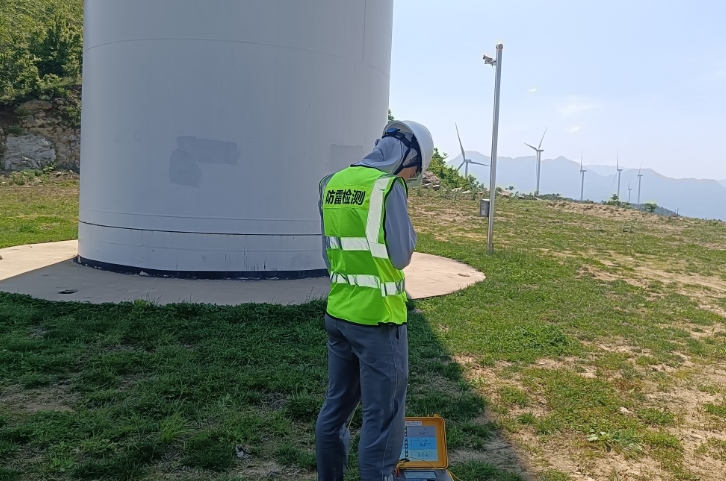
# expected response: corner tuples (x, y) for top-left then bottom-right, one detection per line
(316, 314), (409, 481)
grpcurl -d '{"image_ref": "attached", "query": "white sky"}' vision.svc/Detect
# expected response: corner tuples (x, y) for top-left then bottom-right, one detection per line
(389, 0), (726, 180)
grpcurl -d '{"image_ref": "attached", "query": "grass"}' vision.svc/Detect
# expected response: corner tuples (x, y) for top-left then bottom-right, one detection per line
(705, 402), (726, 418)
(1, 178), (726, 479)
(0, 172), (78, 248)
(0, 295), (523, 481)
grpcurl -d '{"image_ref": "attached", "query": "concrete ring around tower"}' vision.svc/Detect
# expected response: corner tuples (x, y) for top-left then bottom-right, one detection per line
(0, 241), (485, 306)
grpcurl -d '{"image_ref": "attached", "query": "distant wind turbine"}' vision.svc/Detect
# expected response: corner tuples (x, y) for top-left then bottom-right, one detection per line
(524, 128), (547, 196)
(637, 164), (644, 205)
(627, 182), (633, 203)
(615, 151), (624, 201)
(579, 151), (587, 202)
(455, 123), (488, 177)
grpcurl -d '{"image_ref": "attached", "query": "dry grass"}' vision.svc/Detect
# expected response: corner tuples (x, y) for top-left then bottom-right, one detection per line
(410, 189), (726, 480)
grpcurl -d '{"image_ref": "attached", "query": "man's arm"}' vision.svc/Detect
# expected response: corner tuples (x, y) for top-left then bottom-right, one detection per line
(383, 182), (417, 270)
(319, 176), (332, 271)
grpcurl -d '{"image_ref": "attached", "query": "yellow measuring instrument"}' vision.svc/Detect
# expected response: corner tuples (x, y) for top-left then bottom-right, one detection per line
(394, 415), (454, 481)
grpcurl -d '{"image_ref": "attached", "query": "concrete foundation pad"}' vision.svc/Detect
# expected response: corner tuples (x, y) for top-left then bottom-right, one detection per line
(0, 241), (485, 305)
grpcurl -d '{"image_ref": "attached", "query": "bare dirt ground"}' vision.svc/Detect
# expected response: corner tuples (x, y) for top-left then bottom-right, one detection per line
(453, 352), (726, 480)
(0, 383), (76, 414)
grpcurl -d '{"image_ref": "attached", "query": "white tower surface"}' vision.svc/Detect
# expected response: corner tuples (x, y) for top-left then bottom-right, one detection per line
(78, 0), (394, 278)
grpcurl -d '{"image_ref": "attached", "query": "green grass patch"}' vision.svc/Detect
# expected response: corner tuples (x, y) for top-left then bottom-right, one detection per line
(0, 293), (508, 479)
(447, 421), (497, 450)
(274, 442), (317, 470)
(497, 386), (530, 408)
(539, 471), (571, 481)
(587, 428), (643, 454)
(515, 413), (536, 425)
(637, 407), (675, 426)
(643, 431), (682, 451)
(182, 431), (235, 471)
(696, 438), (726, 461)
(449, 461), (527, 481)
(0, 175), (79, 247)
(705, 402), (726, 418)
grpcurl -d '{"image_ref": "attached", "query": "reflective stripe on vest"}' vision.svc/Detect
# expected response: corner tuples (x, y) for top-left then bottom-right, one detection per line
(324, 237), (388, 259)
(329, 273), (405, 297)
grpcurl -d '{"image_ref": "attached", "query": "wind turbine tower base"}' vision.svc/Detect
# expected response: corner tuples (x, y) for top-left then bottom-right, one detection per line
(78, 0), (394, 278)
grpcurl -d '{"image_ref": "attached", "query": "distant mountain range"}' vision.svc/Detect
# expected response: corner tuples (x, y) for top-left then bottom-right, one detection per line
(449, 152), (726, 222)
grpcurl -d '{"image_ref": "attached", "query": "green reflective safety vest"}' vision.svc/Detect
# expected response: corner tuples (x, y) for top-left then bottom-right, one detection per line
(321, 166), (408, 326)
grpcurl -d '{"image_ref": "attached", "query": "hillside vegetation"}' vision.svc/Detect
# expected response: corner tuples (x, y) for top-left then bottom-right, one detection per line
(0, 0), (83, 104)
(2, 176), (726, 480)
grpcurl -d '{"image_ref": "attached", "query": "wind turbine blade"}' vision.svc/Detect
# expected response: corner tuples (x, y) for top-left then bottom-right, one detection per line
(456, 161), (466, 172)
(580, 150), (583, 170)
(524, 143), (537, 151)
(456, 123), (467, 164)
(538, 127), (548, 149)
(470, 161), (488, 166)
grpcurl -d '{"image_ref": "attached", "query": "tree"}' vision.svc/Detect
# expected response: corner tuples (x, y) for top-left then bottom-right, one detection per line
(604, 194), (621, 206)
(643, 202), (658, 213)
(30, 14), (83, 80)
(0, 44), (41, 101)
(388, 109), (394, 122)
(0, 0), (83, 103)
(427, 149), (480, 190)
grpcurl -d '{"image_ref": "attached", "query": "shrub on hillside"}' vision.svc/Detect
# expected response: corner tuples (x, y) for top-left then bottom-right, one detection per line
(643, 202), (658, 213)
(428, 149), (481, 191)
(0, 0), (83, 104)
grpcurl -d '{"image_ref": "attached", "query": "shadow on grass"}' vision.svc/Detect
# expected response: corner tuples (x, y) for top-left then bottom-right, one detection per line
(0, 288), (543, 481)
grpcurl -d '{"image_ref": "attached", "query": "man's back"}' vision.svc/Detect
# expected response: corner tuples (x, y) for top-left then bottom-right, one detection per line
(320, 166), (409, 326)
(319, 166), (417, 273)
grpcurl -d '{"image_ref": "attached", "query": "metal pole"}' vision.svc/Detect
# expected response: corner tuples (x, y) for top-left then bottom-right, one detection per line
(535, 152), (541, 195)
(487, 43), (503, 255)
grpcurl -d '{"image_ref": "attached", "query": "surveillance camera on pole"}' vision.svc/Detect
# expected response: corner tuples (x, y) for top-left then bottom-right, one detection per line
(484, 44), (503, 255)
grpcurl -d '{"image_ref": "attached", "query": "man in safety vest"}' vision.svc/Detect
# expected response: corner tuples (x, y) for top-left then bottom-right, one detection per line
(316, 121), (434, 481)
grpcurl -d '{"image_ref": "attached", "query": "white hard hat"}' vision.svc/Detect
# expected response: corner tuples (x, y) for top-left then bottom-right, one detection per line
(383, 120), (434, 187)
